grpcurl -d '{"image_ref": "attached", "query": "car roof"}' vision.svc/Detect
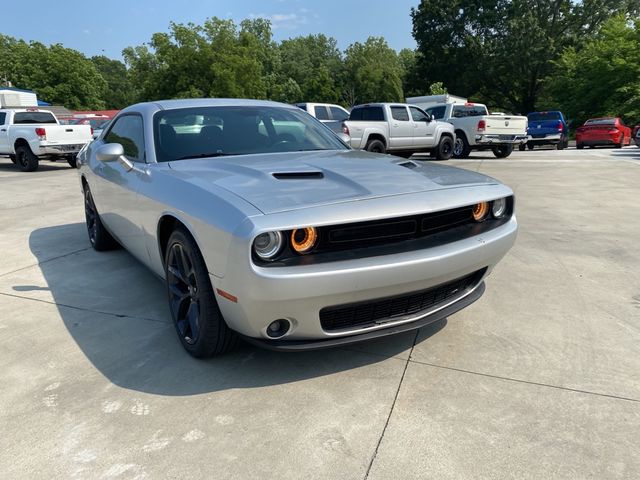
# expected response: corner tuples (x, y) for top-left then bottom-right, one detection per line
(130, 98), (295, 112)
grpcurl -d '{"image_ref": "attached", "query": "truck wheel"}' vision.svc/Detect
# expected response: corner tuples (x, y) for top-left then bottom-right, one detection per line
(491, 144), (513, 158)
(453, 133), (471, 159)
(435, 136), (454, 160)
(67, 155), (78, 168)
(365, 138), (386, 154)
(556, 139), (565, 150)
(527, 143), (535, 150)
(84, 186), (120, 251)
(9, 155), (16, 164)
(165, 227), (239, 358)
(15, 145), (39, 172)
(577, 143), (584, 149)
(518, 144), (526, 151)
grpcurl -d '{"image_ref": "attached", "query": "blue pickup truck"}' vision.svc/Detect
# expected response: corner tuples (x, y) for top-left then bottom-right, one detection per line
(520, 111), (569, 151)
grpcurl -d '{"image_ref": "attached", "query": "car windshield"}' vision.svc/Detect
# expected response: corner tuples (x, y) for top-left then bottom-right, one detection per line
(153, 106), (347, 162)
(528, 112), (561, 122)
(585, 118), (615, 126)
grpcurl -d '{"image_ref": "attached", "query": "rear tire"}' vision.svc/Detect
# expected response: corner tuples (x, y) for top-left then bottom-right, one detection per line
(365, 138), (386, 154)
(527, 143), (535, 150)
(452, 133), (471, 159)
(518, 144), (526, 151)
(9, 154), (16, 164)
(577, 143), (584, 150)
(164, 228), (239, 358)
(491, 144), (513, 158)
(84, 186), (120, 251)
(556, 140), (565, 150)
(67, 155), (78, 168)
(435, 136), (454, 160)
(15, 145), (39, 172)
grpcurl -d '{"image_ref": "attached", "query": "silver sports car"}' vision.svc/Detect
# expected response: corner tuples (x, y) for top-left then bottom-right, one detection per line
(77, 99), (517, 358)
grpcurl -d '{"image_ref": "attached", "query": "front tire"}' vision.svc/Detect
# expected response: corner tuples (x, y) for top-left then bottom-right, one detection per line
(452, 133), (471, 159)
(491, 144), (513, 158)
(165, 228), (239, 358)
(84, 186), (120, 251)
(15, 145), (39, 172)
(365, 138), (386, 154)
(435, 136), (454, 160)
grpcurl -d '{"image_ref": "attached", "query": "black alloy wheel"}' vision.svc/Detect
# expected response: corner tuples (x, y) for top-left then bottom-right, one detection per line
(164, 228), (239, 358)
(83, 186), (119, 251)
(166, 242), (201, 346)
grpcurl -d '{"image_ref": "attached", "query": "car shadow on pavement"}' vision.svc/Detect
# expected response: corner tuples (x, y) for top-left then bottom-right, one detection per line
(0, 159), (72, 172)
(26, 223), (447, 396)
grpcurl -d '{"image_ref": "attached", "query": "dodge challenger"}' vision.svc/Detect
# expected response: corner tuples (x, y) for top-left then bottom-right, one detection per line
(77, 99), (517, 358)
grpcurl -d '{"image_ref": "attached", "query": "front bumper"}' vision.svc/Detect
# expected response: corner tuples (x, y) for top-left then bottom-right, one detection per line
(475, 134), (528, 145)
(211, 215), (517, 344)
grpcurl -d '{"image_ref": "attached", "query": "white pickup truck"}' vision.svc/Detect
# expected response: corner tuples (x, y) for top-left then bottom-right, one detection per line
(406, 95), (528, 158)
(342, 103), (456, 159)
(0, 108), (92, 171)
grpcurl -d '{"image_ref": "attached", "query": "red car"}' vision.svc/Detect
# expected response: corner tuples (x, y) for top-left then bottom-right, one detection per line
(576, 117), (632, 149)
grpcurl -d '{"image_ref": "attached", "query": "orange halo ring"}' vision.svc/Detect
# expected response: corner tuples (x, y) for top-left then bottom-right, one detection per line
(290, 227), (318, 253)
(472, 202), (490, 222)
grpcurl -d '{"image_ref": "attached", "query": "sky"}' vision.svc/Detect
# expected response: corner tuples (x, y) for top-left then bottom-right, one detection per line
(3, 0), (419, 60)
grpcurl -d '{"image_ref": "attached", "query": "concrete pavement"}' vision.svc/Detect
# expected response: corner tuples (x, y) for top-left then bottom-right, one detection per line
(0, 146), (639, 479)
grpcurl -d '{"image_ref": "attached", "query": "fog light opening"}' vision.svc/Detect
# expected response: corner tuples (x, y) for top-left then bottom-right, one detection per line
(266, 319), (291, 338)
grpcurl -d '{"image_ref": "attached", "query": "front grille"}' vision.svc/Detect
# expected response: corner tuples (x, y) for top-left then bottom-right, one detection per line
(319, 269), (485, 331)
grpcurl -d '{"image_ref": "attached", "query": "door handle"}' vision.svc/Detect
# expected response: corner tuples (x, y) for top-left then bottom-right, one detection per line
(0, 129), (6, 132)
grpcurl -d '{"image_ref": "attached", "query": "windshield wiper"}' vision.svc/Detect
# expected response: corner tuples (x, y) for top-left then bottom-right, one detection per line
(174, 152), (234, 160)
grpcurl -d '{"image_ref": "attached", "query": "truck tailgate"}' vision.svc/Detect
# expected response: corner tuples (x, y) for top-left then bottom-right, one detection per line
(484, 116), (527, 135)
(41, 125), (92, 144)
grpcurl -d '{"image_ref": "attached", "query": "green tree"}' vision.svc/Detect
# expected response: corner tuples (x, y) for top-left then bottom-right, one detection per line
(343, 37), (403, 105)
(278, 34), (343, 103)
(547, 16), (640, 125)
(0, 34), (106, 109)
(411, 0), (640, 113)
(91, 55), (135, 109)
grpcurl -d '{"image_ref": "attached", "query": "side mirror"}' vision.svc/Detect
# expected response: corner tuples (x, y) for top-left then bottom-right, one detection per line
(95, 143), (134, 172)
(426, 114), (433, 122)
(95, 143), (124, 162)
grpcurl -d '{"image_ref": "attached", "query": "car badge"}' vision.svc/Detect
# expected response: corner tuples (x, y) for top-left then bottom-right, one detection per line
(505, 120), (510, 126)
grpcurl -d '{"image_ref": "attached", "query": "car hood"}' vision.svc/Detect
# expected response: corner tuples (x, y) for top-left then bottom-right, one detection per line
(167, 150), (498, 214)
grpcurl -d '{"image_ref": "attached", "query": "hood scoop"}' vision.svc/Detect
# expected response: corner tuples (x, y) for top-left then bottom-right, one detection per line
(398, 160), (419, 170)
(272, 171), (324, 180)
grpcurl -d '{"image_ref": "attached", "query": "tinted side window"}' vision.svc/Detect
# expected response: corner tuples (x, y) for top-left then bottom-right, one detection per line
(409, 107), (430, 122)
(391, 106), (410, 121)
(314, 106), (330, 121)
(425, 106), (446, 120)
(0, 113), (6, 125)
(105, 115), (145, 162)
(295, 104), (307, 111)
(349, 107), (384, 121)
(329, 107), (349, 122)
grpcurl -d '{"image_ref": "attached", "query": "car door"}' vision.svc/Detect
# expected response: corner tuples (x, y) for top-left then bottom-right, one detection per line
(92, 114), (149, 262)
(313, 105), (331, 123)
(389, 106), (413, 148)
(0, 112), (9, 154)
(409, 106), (437, 147)
(329, 106), (349, 123)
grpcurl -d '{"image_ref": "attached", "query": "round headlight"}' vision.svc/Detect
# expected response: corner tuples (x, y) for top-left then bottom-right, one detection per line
(291, 227), (318, 254)
(253, 231), (283, 260)
(472, 202), (490, 222)
(492, 198), (507, 218)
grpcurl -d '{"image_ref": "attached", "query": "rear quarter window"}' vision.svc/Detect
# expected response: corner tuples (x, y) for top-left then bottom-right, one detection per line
(349, 107), (384, 121)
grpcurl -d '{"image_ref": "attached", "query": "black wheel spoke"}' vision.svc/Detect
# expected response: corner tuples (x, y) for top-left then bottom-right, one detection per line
(167, 240), (201, 345)
(186, 302), (200, 342)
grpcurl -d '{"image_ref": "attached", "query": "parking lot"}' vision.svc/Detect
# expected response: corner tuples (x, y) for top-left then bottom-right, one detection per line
(1, 146), (639, 479)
